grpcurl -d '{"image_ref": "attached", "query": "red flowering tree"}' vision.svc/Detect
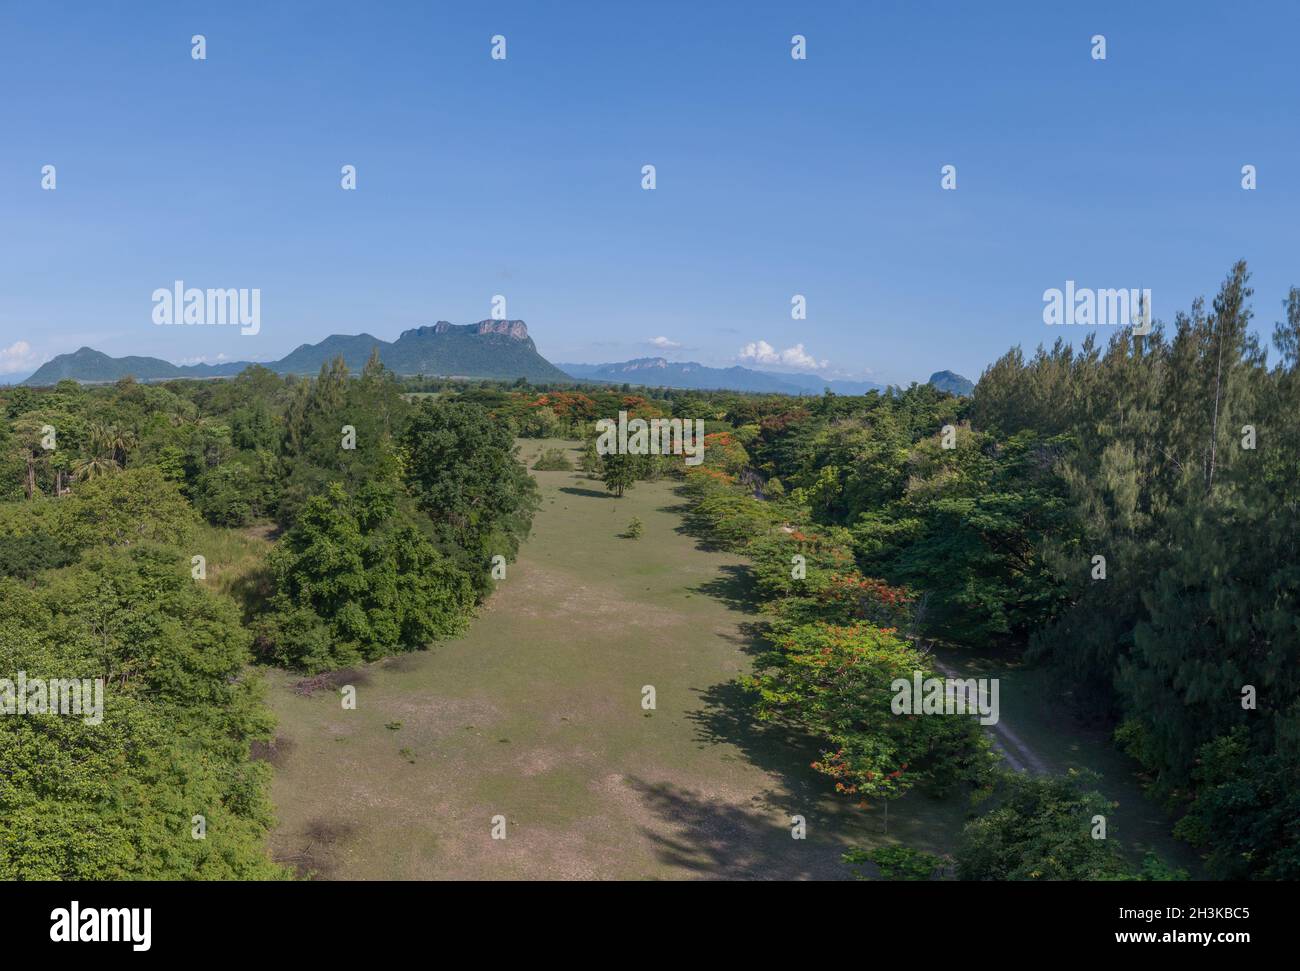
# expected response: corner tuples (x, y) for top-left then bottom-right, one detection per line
(743, 621), (993, 800)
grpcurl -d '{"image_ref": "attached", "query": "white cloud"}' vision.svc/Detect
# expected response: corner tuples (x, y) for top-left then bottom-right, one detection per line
(738, 339), (827, 371)
(0, 341), (40, 375)
(647, 336), (681, 349)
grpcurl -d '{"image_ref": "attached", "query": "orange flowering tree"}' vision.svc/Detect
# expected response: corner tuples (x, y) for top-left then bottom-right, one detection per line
(743, 621), (993, 800)
(531, 391), (596, 421)
(702, 430), (749, 476)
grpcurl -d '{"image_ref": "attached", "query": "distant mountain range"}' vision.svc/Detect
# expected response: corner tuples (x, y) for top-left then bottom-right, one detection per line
(558, 358), (976, 396)
(21, 320), (570, 386)
(16, 324), (975, 397)
(557, 358), (885, 395)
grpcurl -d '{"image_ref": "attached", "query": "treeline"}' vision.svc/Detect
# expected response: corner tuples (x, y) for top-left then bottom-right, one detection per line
(678, 404), (1150, 879)
(0, 353), (541, 877)
(0, 471), (283, 878)
(979, 263), (1300, 881)
(677, 261), (1298, 879)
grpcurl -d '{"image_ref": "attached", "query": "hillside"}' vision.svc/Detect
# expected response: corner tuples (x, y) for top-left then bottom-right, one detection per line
(20, 346), (246, 384)
(21, 320), (570, 386)
(926, 370), (975, 396)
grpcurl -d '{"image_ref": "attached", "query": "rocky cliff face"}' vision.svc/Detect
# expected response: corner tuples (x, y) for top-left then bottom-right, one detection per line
(429, 319), (529, 340)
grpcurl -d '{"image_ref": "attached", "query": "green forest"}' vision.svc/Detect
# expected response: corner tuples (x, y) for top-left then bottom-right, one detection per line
(1, 263), (1296, 880)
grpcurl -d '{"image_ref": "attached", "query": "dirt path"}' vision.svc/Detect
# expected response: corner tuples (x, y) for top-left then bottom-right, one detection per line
(262, 441), (947, 880)
(927, 647), (1202, 873)
(929, 657), (1050, 775)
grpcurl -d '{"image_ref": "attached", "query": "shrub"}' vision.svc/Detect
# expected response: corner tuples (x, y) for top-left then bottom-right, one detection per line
(532, 448), (573, 471)
(259, 484), (476, 671)
(843, 845), (944, 881)
(956, 771), (1137, 881)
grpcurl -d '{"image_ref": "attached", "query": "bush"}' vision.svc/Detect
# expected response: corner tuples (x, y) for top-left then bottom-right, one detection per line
(518, 405), (561, 438)
(192, 453), (276, 527)
(57, 467), (198, 551)
(0, 530), (78, 579)
(580, 440), (602, 476)
(532, 448), (573, 471)
(259, 484), (476, 671)
(843, 845), (944, 881)
(956, 771), (1138, 881)
(0, 546), (286, 879)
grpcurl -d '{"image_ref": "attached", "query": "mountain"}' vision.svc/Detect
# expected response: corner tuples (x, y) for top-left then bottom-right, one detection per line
(385, 321), (566, 379)
(557, 358), (883, 395)
(762, 370), (885, 396)
(22, 334), (964, 396)
(20, 346), (247, 384)
(272, 333), (391, 375)
(927, 370), (975, 396)
(21, 320), (570, 386)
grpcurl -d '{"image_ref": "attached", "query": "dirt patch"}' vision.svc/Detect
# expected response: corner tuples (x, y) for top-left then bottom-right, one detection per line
(250, 734), (295, 768)
(243, 522), (283, 542)
(274, 818), (359, 879)
(291, 668), (371, 697)
(380, 652), (428, 673)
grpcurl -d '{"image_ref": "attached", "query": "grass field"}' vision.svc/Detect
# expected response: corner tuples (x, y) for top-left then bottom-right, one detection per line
(262, 440), (976, 879)
(261, 439), (1196, 879)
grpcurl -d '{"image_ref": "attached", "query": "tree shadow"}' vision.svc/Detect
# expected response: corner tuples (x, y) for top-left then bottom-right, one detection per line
(688, 680), (836, 808)
(559, 486), (615, 499)
(691, 563), (759, 611)
(673, 515), (727, 552)
(228, 563), (274, 624)
(685, 680), (968, 862)
(656, 501), (693, 516)
(711, 621), (771, 659)
(249, 733), (295, 768)
(624, 775), (856, 880)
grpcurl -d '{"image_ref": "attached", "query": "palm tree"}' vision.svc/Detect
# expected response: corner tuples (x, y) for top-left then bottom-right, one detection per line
(99, 424), (137, 468)
(72, 452), (119, 481)
(73, 423), (123, 481)
(12, 418), (52, 499)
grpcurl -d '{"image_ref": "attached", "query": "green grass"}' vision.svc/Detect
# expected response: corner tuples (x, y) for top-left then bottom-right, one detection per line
(263, 439), (976, 879)
(262, 439), (1194, 879)
(192, 521), (276, 613)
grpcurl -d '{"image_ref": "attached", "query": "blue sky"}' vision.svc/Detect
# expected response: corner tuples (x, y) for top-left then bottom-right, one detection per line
(1, 0), (1297, 385)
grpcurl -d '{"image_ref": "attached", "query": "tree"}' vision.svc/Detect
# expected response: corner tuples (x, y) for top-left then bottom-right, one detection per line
(956, 771), (1137, 881)
(601, 453), (636, 497)
(745, 621), (993, 800)
(257, 483), (476, 671)
(0, 545), (286, 879)
(278, 355), (405, 527)
(403, 400), (539, 566)
(54, 466), (197, 552)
